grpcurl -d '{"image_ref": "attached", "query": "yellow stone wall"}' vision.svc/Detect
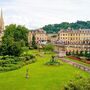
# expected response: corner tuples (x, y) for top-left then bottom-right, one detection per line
(28, 29), (48, 44)
(58, 29), (90, 44)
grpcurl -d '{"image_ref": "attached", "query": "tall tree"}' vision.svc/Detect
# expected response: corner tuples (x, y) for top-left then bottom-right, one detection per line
(3, 24), (28, 46)
(32, 35), (37, 49)
(0, 24), (28, 56)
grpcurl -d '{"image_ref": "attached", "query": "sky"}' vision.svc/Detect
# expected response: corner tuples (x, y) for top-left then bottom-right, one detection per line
(0, 0), (90, 29)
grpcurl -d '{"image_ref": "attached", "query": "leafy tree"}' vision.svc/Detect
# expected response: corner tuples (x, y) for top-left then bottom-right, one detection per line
(79, 51), (83, 56)
(0, 36), (22, 56)
(72, 50), (75, 56)
(0, 24), (28, 56)
(76, 50), (79, 56)
(43, 21), (90, 33)
(85, 52), (90, 60)
(32, 35), (37, 49)
(84, 50), (88, 57)
(3, 24), (28, 46)
(43, 44), (54, 51)
(7, 42), (22, 56)
(66, 51), (71, 56)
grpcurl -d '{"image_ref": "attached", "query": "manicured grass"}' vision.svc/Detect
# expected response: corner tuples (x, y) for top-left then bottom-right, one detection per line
(66, 57), (90, 67)
(0, 50), (89, 90)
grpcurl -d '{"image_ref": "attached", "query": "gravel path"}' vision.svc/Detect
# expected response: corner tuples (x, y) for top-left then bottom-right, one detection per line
(59, 58), (90, 74)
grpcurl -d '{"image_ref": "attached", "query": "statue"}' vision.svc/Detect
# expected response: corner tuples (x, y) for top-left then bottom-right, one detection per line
(26, 68), (29, 79)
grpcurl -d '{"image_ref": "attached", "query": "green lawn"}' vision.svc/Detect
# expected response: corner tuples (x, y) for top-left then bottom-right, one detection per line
(0, 50), (89, 90)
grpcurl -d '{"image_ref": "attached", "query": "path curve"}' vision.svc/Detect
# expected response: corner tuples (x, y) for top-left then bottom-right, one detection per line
(59, 58), (90, 74)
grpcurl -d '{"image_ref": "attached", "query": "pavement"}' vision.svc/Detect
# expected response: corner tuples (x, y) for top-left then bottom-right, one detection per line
(59, 58), (90, 74)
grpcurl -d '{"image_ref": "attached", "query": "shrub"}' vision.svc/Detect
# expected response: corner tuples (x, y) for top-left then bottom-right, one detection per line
(66, 51), (71, 56)
(63, 78), (90, 90)
(0, 54), (36, 72)
(43, 44), (54, 52)
(45, 56), (60, 66)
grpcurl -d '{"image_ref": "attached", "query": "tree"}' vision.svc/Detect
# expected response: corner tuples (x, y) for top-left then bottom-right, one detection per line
(79, 51), (83, 56)
(3, 24), (28, 46)
(43, 21), (90, 33)
(0, 24), (28, 56)
(66, 51), (71, 56)
(43, 44), (54, 52)
(72, 50), (75, 56)
(85, 52), (90, 60)
(76, 50), (79, 56)
(84, 50), (88, 57)
(0, 36), (22, 56)
(32, 35), (37, 49)
(7, 42), (22, 56)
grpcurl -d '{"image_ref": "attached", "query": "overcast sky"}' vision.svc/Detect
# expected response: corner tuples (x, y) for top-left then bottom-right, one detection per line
(0, 0), (90, 29)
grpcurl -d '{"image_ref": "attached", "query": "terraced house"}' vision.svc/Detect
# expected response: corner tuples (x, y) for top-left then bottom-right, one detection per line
(58, 28), (90, 45)
(55, 28), (90, 52)
(0, 9), (4, 44)
(28, 28), (48, 45)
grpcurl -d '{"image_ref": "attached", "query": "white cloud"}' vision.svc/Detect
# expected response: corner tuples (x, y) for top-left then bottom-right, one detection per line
(0, 0), (90, 29)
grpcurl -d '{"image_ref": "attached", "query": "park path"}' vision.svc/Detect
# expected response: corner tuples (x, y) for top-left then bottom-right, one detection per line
(59, 58), (90, 74)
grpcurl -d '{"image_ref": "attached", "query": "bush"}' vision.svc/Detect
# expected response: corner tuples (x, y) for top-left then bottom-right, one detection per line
(66, 51), (71, 56)
(0, 54), (36, 72)
(63, 78), (90, 90)
(45, 56), (60, 66)
(43, 44), (54, 52)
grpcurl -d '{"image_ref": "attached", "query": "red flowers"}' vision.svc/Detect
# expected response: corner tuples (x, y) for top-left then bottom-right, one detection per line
(67, 56), (90, 64)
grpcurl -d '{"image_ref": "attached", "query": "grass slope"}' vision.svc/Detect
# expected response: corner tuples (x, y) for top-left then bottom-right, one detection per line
(0, 50), (89, 90)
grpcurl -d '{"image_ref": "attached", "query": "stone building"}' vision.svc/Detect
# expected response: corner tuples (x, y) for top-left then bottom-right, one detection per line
(54, 28), (90, 52)
(28, 28), (48, 45)
(58, 28), (90, 45)
(0, 9), (4, 44)
(48, 34), (58, 44)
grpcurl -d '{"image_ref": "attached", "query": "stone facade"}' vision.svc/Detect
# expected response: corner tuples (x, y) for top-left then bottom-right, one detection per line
(28, 28), (48, 45)
(58, 28), (90, 45)
(54, 44), (90, 53)
(48, 34), (58, 44)
(54, 28), (90, 52)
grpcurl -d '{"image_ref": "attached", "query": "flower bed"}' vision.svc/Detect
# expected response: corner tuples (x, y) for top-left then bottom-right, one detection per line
(67, 56), (90, 64)
(0, 55), (36, 72)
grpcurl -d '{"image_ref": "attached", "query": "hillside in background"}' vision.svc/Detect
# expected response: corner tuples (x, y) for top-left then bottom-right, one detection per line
(43, 21), (90, 33)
